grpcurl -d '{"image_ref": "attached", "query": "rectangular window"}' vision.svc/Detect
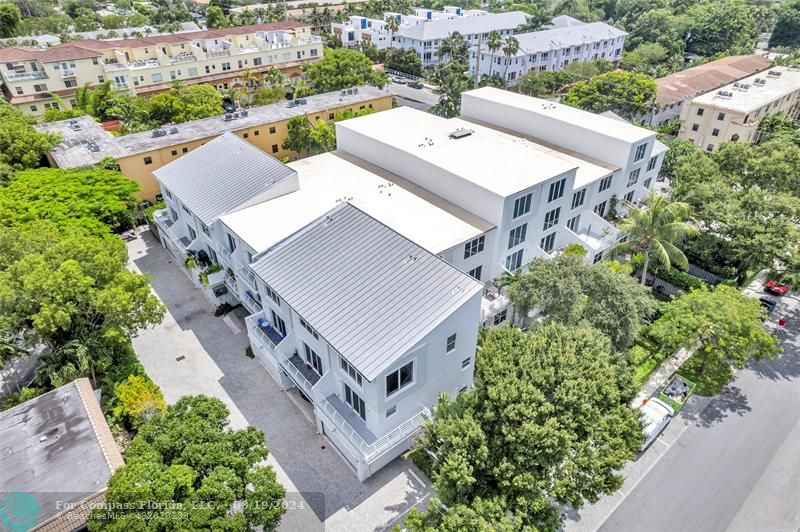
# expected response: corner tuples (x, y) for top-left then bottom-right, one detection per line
(691, 123), (699, 131)
(567, 214), (580, 232)
(171, 150), (178, 156)
(269, 126), (276, 134)
(594, 200), (607, 217)
(15, 87), (22, 95)
(467, 265), (482, 281)
(462, 357), (471, 369)
(304, 343), (323, 376)
(143, 156), (153, 165)
(547, 178), (566, 202)
(340, 356), (363, 386)
(717, 112), (725, 120)
(706, 144), (714, 152)
(253, 57), (263, 66)
(493, 308), (507, 325)
(29, 105), (37, 112)
(634, 143), (647, 162)
(271, 144), (278, 153)
(151, 73), (162, 82)
(627, 168), (640, 187)
(264, 284), (280, 305)
(446, 334), (456, 353)
(386, 361), (413, 397)
(64, 79), (77, 88)
(226, 233), (236, 253)
(624, 190), (634, 202)
(182, 147), (188, 153)
(542, 207), (560, 230)
(507, 223), (527, 249)
(598, 175), (612, 192)
(712, 128), (719, 137)
(697, 108), (704, 116)
(344, 383), (366, 420)
(33, 83), (47, 92)
(221, 62), (231, 71)
(540, 232), (556, 252)
(299, 317), (319, 340)
(513, 193), (532, 218)
(505, 249), (523, 271)
(169, 208), (179, 222)
(643, 178), (652, 189)
(647, 156), (658, 171)
(593, 252), (603, 264)
(571, 188), (585, 209)
(188, 67), (198, 76)
(464, 235), (485, 259)
(187, 225), (197, 241)
(271, 309), (286, 336)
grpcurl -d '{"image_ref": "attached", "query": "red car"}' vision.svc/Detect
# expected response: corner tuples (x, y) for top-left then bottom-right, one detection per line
(765, 280), (790, 296)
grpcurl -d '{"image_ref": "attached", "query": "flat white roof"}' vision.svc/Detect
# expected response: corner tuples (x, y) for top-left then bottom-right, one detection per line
(336, 106), (581, 196)
(463, 87), (653, 144)
(220, 151), (492, 255)
(691, 66), (800, 113)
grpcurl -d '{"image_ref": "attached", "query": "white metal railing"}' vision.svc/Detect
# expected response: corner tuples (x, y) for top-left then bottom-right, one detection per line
(242, 290), (262, 313)
(318, 397), (430, 461)
(170, 54), (197, 64)
(207, 49), (230, 58)
(5, 70), (48, 81)
(224, 271), (237, 292)
(246, 314), (278, 351)
(275, 341), (317, 397)
(61, 69), (76, 77)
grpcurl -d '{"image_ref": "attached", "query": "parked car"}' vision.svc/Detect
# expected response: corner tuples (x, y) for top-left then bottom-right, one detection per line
(639, 398), (674, 452)
(222, 100), (236, 113)
(392, 77), (407, 85)
(408, 81), (423, 89)
(765, 280), (789, 296)
(759, 297), (777, 315)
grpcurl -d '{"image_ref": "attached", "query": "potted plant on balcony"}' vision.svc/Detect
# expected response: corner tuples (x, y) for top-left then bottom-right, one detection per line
(184, 250), (198, 270)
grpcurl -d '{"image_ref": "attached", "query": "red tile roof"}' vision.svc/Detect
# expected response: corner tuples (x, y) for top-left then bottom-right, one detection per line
(0, 22), (308, 63)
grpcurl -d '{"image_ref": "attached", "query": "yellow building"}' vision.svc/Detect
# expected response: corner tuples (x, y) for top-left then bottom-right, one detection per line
(37, 86), (394, 201)
(678, 66), (800, 151)
(0, 22), (321, 117)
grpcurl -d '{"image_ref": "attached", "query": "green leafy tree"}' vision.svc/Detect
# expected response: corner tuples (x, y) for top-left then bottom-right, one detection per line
(685, 0), (756, 56)
(88, 396), (286, 531)
(621, 42), (669, 74)
(0, 101), (61, 169)
(507, 253), (655, 351)
(281, 115), (311, 154)
(614, 0), (669, 28)
(563, 70), (656, 120)
(113, 374), (166, 429)
(626, 8), (687, 59)
(383, 47), (422, 76)
(410, 324), (642, 530)
(770, 0), (800, 48)
(651, 285), (779, 378)
(0, 2), (21, 37)
(302, 48), (387, 93)
(206, 5), (227, 28)
(518, 69), (575, 97)
(611, 191), (698, 286)
(251, 85), (286, 106)
(309, 119), (336, 154)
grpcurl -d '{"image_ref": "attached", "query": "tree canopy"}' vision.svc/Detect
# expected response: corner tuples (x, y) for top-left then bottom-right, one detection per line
(302, 48), (387, 93)
(685, 0), (756, 56)
(0, 101), (61, 170)
(562, 71), (657, 120)
(410, 324), (642, 530)
(769, 0), (800, 48)
(88, 396), (286, 531)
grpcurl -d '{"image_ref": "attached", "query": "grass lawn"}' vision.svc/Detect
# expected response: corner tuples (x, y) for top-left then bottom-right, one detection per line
(677, 355), (733, 396)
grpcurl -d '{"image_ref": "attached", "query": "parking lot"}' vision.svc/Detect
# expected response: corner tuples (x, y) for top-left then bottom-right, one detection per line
(127, 229), (432, 531)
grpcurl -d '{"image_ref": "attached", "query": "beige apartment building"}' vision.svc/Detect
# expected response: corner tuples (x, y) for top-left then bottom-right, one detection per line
(37, 86), (394, 201)
(0, 22), (322, 117)
(678, 65), (800, 151)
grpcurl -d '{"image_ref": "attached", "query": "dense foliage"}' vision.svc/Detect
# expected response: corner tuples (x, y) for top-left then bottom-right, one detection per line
(303, 48), (388, 92)
(562, 70), (657, 120)
(89, 396), (286, 531)
(0, 102), (60, 171)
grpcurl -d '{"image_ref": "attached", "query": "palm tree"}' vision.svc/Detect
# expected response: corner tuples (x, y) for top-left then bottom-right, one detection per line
(437, 31), (468, 66)
(240, 69), (258, 92)
(486, 30), (502, 78)
(431, 72), (468, 118)
(385, 15), (399, 49)
(501, 36), (520, 85)
(611, 192), (698, 286)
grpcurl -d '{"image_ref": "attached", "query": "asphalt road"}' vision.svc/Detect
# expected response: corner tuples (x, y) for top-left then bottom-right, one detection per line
(388, 81), (437, 111)
(600, 292), (800, 532)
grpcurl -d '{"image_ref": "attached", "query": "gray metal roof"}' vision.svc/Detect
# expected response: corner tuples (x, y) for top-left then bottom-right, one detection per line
(512, 21), (627, 57)
(0, 380), (119, 527)
(398, 11), (528, 41)
(153, 132), (297, 225)
(250, 203), (483, 381)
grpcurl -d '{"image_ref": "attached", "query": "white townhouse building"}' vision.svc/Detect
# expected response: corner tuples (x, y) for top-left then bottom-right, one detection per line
(150, 88), (666, 479)
(469, 16), (626, 84)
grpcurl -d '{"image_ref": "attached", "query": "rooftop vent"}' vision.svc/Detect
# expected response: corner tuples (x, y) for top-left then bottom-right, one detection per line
(240, 109), (249, 117)
(448, 128), (473, 139)
(233, 112), (239, 119)
(86, 140), (100, 153)
(168, 126), (179, 134)
(767, 70), (782, 78)
(717, 90), (733, 98)
(402, 254), (419, 264)
(152, 128), (167, 138)
(224, 112), (234, 120)
(353, 87), (359, 94)
(287, 100), (296, 108)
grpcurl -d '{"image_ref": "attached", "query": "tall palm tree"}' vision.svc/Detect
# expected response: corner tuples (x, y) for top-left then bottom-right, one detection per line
(611, 192), (698, 286)
(486, 30), (502, 78)
(502, 36), (520, 85)
(437, 31), (468, 66)
(385, 15), (399, 49)
(240, 69), (258, 92)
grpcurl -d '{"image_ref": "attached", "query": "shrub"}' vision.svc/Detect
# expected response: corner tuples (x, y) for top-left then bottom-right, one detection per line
(113, 374), (166, 430)
(245, 345), (254, 359)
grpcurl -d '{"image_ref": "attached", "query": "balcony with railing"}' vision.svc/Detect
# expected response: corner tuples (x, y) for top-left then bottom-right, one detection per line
(61, 69), (76, 78)
(241, 288), (263, 314)
(317, 395), (430, 463)
(207, 49), (231, 58)
(4, 70), (48, 81)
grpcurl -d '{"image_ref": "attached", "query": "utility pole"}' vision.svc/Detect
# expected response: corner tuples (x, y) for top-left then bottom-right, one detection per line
(474, 33), (482, 89)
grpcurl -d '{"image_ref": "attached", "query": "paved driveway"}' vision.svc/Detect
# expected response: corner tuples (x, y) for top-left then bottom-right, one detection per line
(128, 230), (431, 531)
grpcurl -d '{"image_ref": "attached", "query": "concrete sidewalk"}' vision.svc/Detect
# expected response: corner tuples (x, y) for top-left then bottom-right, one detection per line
(127, 229), (431, 532)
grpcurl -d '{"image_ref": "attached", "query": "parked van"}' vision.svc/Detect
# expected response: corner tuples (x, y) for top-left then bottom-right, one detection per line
(639, 398), (674, 451)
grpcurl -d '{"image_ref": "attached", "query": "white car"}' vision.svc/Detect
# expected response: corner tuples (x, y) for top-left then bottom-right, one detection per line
(639, 398), (674, 451)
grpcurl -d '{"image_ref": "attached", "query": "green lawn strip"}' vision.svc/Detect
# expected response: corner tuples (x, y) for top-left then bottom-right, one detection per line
(677, 355), (733, 396)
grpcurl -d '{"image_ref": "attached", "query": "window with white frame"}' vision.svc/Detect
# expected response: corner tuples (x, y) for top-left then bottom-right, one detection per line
(462, 357), (471, 369)
(344, 383), (366, 420)
(540, 232), (556, 252)
(492, 308), (507, 325)
(647, 156), (658, 171)
(340, 356), (363, 386)
(593, 252), (603, 263)
(446, 333), (457, 353)
(464, 235), (485, 259)
(226, 233), (236, 253)
(386, 361), (413, 396)
(304, 343), (323, 376)
(467, 265), (482, 281)
(505, 249), (523, 271)
(543, 207), (560, 230)
(299, 317), (319, 340)
(567, 214), (580, 232)
(598, 175), (613, 192)
(627, 168), (640, 187)
(571, 188), (586, 209)
(624, 190), (634, 202)
(643, 177), (652, 189)
(513, 193), (532, 218)
(633, 143), (647, 162)
(263, 284), (280, 306)
(594, 200), (607, 217)
(547, 178), (566, 202)
(507, 223), (527, 249)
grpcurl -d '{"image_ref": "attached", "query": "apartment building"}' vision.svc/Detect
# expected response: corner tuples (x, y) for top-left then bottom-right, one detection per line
(37, 86), (392, 201)
(640, 55), (772, 126)
(469, 16), (626, 85)
(0, 22), (322, 117)
(678, 65), (800, 151)
(150, 88), (665, 478)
